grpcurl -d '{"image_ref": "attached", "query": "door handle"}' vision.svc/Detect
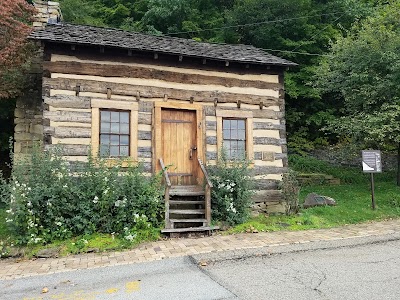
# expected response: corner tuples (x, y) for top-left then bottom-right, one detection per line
(189, 147), (197, 160)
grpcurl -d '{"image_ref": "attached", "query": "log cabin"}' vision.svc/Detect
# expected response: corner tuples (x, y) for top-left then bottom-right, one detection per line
(15, 1), (296, 233)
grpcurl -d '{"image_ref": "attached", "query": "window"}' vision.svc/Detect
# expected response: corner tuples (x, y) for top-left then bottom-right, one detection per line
(223, 118), (246, 159)
(99, 110), (130, 157)
(216, 109), (253, 160)
(91, 99), (138, 160)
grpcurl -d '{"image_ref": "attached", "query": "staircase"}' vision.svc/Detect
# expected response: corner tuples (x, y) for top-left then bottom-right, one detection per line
(159, 159), (218, 235)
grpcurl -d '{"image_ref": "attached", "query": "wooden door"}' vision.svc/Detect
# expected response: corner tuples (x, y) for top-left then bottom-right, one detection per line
(161, 108), (198, 185)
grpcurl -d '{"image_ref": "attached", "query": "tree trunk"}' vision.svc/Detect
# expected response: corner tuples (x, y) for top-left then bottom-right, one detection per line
(397, 142), (400, 186)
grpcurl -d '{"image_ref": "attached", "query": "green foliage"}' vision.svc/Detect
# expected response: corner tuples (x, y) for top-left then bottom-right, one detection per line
(229, 181), (400, 234)
(279, 169), (300, 215)
(316, 1), (400, 145)
(207, 152), (254, 226)
(0, 145), (164, 245)
(289, 154), (396, 184)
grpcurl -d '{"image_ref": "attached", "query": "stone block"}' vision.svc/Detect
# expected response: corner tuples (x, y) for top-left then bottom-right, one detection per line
(30, 124), (43, 135)
(14, 124), (28, 133)
(14, 109), (25, 118)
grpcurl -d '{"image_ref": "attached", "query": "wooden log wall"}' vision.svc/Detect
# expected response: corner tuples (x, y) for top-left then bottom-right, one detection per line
(41, 51), (288, 213)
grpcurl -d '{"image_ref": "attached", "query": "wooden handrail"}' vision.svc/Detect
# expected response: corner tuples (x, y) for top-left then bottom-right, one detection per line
(159, 158), (171, 187)
(198, 158), (213, 188)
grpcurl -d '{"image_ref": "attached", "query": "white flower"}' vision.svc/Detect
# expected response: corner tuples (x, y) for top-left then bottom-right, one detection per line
(6, 209), (12, 214)
(63, 184), (68, 188)
(27, 201), (32, 208)
(93, 196), (99, 204)
(104, 177), (108, 182)
(55, 221), (62, 226)
(47, 200), (52, 207)
(27, 187), (31, 191)
(5, 218), (13, 223)
(103, 188), (109, 195)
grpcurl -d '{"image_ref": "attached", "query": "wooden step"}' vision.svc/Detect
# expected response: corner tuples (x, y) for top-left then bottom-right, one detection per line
(169, 200), (205, 205)
(161, 226), (219, 233)
(170, 185), (205, 196)
(169, 209), (205, 215)
(170, 218), (207, 223)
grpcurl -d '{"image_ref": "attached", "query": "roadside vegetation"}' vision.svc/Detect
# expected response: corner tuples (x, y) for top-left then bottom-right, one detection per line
(0, 146), (164, 258)
(230, 155), (400, 234)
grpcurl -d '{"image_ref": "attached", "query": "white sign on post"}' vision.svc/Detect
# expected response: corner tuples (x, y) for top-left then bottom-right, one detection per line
(362, 150), (382, 173)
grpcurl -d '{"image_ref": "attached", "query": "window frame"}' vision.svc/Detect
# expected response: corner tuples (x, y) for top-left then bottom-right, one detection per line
(99, 109), (131, 157)
(91, 99), (138, 160)
(216, 109), (253, 160)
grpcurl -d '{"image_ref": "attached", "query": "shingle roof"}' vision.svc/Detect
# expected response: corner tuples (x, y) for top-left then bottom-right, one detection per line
(30, 23), (297, 67)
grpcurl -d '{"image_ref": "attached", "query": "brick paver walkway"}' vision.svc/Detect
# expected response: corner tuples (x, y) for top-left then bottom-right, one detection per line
(1, 219), (400, 280)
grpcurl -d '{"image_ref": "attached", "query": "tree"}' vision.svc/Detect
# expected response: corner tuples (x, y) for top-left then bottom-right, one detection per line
(316, 1), (400, 185)
(0, 0), (36, 99)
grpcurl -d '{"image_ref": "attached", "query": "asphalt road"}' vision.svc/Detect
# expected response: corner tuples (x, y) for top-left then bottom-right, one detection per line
(1, 234), (400, 300)
(200, 237), (400, 300)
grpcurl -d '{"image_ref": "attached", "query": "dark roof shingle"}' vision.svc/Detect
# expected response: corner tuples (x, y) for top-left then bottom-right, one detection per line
(30, 23), (297, 67)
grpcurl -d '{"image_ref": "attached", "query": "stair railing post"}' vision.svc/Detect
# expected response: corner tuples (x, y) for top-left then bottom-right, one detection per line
(159, 158), (172, 229)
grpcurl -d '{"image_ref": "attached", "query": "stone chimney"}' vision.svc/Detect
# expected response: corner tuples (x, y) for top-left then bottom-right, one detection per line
(33, 1), (62, 29)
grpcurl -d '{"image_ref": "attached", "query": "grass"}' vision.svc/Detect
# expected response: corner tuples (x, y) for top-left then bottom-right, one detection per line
(229, 153), (400, 234)
(229, 181), (400, 234)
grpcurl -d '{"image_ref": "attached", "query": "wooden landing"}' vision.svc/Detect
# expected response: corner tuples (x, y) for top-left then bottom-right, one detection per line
(161, 226), (219, 234)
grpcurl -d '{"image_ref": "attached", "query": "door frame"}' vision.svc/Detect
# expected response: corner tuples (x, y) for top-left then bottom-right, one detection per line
(153, 101), (204, 179)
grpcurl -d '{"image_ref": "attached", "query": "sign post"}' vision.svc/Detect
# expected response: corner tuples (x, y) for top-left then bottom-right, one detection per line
(361, 150), (382, 210)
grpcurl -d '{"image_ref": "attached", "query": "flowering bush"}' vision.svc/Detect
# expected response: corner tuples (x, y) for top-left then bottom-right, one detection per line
(0, 145), (164, 245)
(207, 152), (254, 225)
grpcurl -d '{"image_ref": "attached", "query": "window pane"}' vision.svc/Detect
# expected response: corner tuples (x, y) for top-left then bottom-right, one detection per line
(111, 111), (119, 122)
(238, 141), (246, 151)
(231, 120), (237, 129)
(120, 146), (129, 156)
(120, 135), (129, 145)
(223, 129), (230, 139)
(100, 134), (110, 145)
(120, 123), (129, 134)
(100, 145), (109, 157)
(110, 146), (119, 156)
(120, 112), (129, 123)
(223, 140), (231, 154)
(223, 120), (230, 129)
(100, 122), (110, 133)
(110, 134), (119, 145)
(230, 129), (237, 139)
(101, 111), (110, 122)
(238, 129), (246, 140)
(238, 120), (245, 129)
(111, 123), (120, 134)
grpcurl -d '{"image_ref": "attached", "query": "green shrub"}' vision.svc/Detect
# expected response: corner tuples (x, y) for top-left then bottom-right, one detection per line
(0, 145), (164, 245)
(279, 169), (300, 215)
(207, 152), (254, 226)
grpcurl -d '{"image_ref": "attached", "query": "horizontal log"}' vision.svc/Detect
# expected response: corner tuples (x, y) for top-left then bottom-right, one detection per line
(43, 77), (281, 106)
(43, 95), (91, 109)
(138, 147), (152, 158)
(253, 137), (286, 146)
(251, 166), (287, 176)
(139, 101), (153, 112)
(138, 113), (152, 125)
(67, 161), (152, 173)
(253, 179), (280, 190)
(206, 136), (217, 145)
(138, 130), (152, 140)
(45, 144), (89, 156)
(43, 110), (91, 123)
(204, 106), (283, 119)
(206, 121), (216, 131)
(252, 190), (283, 203)
(43, 61), (283, 90)
(253, 122), (285, 130)
(44, 126), (91, 138)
